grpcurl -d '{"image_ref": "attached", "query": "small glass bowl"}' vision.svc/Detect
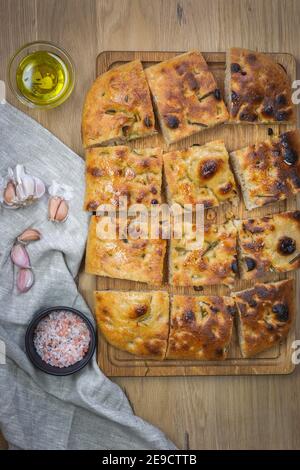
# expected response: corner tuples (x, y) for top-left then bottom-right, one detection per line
(8, 41), (75, 109)
(25, 306), (96, 376)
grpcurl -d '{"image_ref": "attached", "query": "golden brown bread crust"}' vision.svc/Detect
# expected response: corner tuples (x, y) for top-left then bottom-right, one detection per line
(84, 146), (163, 211)
(94, 291), (169, 359)
(227, 48), (295, 123)
(166, 295), (235, 360)
(170, 220), (238, 287)
(235, 211), (300, 280)
(82, 60), (156, 147)
(145, 51), (229, 145)
(85, 215), (166, 286)
(230, 130), (300, 210)
(232, 280), (294, 357)
(163, 140), (237, 208)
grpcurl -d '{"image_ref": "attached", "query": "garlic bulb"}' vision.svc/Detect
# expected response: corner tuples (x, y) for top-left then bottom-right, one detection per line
(0, 164), (46, 209)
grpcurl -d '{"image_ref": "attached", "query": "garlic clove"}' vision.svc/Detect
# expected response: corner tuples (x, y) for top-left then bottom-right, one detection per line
(17, 174), (35, 201)
(55, 199), (69, 222)
(34, 177), (46, 199)
(15, 182), (27, 202)
(15, 164), (25, 185)
(17, 268), (34, 293)
(48, 197), (69, 222)
(15, 164), (25, 182)
(11, 243), (31, 268)
(17, 228), (41, 244)
(3, 181), (16, 205)
(48, 196), (62, 221)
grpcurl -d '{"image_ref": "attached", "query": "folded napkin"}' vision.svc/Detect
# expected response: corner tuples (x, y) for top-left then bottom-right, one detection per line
(0, 102), (175, 450)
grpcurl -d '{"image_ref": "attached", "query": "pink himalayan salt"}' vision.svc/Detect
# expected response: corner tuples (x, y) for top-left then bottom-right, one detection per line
(33, 310), (91, 368)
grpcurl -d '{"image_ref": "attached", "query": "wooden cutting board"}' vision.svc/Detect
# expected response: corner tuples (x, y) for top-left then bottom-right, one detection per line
(80, 50), (297, 376)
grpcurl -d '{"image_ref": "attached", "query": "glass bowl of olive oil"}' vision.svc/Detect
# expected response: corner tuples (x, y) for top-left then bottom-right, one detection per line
(8, 41), (75, 109)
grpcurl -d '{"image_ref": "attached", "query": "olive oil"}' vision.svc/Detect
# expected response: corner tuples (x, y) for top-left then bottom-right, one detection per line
(16, 51), (70, 106)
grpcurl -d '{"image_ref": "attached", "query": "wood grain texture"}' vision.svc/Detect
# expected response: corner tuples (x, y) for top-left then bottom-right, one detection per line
(1, 0), (300, 451)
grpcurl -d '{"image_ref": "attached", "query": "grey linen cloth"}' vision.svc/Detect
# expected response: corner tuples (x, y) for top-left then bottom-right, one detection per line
(0, 102), (175, 450)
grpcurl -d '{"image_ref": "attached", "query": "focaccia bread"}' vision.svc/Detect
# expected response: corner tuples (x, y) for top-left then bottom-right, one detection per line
(85, 215), (166, 285)
(163, 140), (237, 209)
(145, 51), (228, 145)
(232, 280), (294, 357)
(84, 146), (163, 211)
(166, 295), (235, 360)
(82, 60), (156, 148)
(94, 290), (169, 359)
(225, 48), (295, 123)
(169, 220), (238, 287)
(235, 211), (300, 280)
(230, 130), (300, 210)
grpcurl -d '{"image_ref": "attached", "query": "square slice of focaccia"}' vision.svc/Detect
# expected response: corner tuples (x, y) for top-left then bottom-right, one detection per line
(232, 280), (294, 358)
(166, 295), (235, 360)
(82, 60), (156, 148)
(225, 48), (295, 123)
(84, 146), (163, 211)
(235, 211), (300, 280)
(230, 130), (300, 210)
(163, 140), (237, 209)
(94, 290), (169, 359)
(169, 220), (238, 287)
(85, 215), (166, 286)
(145, 51), (228, 145)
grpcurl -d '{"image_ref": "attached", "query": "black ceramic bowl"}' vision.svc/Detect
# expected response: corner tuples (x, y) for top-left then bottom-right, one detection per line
(25, 306), (96, 376)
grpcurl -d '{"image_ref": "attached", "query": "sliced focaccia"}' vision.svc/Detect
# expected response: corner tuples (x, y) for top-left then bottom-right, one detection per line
(84, 146), (163, 211)
(163, 140), (237, 209)
(232, 280), (294, 357)
(230, 130), (300, 210)
(82, 60), (156, 148)
(169, 220), (238, 287)
(145, 51), (228, 145)
(94, 290), (169, 359)
(85, 215), (166, 286)
(235, 211), (300, 280)
(225, 48), (295, 123)
(166, 295), (235, 360)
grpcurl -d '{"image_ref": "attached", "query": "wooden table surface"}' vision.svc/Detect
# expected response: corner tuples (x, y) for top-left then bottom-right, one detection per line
(1, 0), (300, 450)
